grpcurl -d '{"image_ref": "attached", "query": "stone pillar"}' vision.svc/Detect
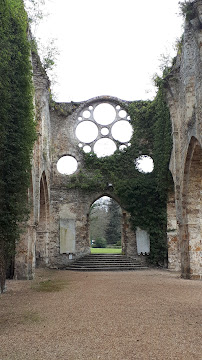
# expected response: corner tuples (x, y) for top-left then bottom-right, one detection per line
(167, 191), (181, 271)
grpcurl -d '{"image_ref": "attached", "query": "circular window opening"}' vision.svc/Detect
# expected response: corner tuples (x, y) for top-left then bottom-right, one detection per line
(93, 103), (116, 125)
(83, 145), (91, 153)
(119, 144), (127, 151)
(135, 155), (154, 173)
(94, 138), (117, 158)
(101, 127), (109, 136)
(89, 106), (93, 110)
(111, 120), (133, 143)
(83, 110), (91, 119)
(76, 121), (98, 143)
(119, 110), (127, 118)
(57, 155), (78, 175)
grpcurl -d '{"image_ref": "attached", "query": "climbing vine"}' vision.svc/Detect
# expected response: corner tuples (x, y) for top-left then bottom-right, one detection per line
(67, 85), (172, 265)
(0, 0), (36, 291)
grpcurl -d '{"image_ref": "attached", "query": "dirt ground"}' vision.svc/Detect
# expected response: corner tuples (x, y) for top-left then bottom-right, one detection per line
(0, 268), (201, 360)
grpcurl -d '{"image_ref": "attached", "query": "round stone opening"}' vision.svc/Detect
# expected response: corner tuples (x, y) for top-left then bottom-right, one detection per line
(101, 127), (109, 136)
(57, 156), (78, 175)
(135, 155), (154, 173)
(76, 121), (98, 143)
(83, 145), (91, 153)
(93, 103), (116, 125)
(119, 110), (127, 118)
(94, 138), (117, 158)
(111, 120), (133, 143)
(82, 110), (91, 119)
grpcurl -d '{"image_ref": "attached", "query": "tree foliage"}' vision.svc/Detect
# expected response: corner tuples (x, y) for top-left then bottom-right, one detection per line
(179, 1), (196, 21)
(89, 198), (109, 243)
(0, 0), (36, 292)
(105, 199), (121, 245)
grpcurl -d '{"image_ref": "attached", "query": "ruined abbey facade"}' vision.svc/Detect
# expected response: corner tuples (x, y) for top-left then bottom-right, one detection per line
(15, 1), (202, 280)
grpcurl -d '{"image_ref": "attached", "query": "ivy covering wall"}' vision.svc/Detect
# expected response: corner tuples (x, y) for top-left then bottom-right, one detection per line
(0, 0), (36, 291)
(67, 86), (172, 265)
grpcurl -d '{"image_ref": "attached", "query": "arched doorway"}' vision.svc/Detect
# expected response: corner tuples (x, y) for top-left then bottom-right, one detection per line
(89, 196), (123, 254)
(182, 137), (202, 279)
(36, 171), (49, 267)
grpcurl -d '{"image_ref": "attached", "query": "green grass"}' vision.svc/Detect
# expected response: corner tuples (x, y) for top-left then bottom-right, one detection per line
(22, 311), (41, 324)
(91, 248), (122, 254)
(31, 279), (67, 292)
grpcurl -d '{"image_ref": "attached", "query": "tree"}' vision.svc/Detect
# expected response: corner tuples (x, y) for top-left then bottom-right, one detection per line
(105, 199), (121, 245)
(89, 197), (109, 244)
(24, 0), (59, 94)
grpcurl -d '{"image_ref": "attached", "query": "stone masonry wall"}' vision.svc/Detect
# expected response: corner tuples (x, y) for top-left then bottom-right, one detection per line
(14, 1), (201, 279)
(166, 0), (202, 279)
(15, 52), (51, 279)
(48, 97), (141, 268)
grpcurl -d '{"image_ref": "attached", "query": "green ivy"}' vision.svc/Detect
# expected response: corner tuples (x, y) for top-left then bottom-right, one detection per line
(0, 0), (36, 291)
(67, 86), (172, 265)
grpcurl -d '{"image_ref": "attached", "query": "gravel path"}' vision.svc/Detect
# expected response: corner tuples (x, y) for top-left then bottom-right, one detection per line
(0, 269), (201, 360)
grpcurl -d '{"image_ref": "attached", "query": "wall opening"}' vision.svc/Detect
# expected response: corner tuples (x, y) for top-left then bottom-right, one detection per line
(36, 171), (49, 267)
(135, 155), (154, 173)
(89, 196), (122, 254)
(76, 101), (133, 157)
(57, 155), (78, 175)
(182, 137), (202, 278)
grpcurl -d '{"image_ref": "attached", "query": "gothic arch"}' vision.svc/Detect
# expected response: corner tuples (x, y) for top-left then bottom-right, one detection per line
(36, 171), (50, 267)
(89, 195), (123, 248)
(87, 193), (136, 257)
(181, 137), (202, 279)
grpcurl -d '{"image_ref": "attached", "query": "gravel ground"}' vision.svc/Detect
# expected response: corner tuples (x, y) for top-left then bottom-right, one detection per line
(0, 269), (201, 360)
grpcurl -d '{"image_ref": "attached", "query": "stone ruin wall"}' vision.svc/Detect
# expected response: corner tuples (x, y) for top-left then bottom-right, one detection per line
(14, 0), (202, 279)
(49, 98), (140, 269)
(15, 52), (51, 279)
(166, 0), (202, 279)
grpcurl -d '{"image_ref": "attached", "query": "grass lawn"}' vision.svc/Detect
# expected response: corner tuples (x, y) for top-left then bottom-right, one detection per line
(91, 248), (122, 254)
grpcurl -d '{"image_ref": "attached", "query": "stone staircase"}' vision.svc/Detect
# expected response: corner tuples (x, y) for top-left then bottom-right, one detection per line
(65, 254), (148, 271)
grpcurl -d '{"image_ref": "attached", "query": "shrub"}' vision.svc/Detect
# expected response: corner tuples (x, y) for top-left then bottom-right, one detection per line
(116, 240), (122, 247)
(92, 238), (107, 248)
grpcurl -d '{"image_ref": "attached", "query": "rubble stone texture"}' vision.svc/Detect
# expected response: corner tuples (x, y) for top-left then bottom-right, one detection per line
(15, 1), (201, 280)
(166, 0), (202, 279)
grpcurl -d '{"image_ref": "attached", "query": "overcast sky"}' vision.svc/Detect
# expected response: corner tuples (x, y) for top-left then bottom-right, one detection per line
(32, 0), (184, 103)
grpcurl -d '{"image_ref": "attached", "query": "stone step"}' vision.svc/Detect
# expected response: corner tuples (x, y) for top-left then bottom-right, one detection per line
(73, 259), (141, 263)
(65, 254), (147, 272)
(74, 257), (139, 262)
(66, 266), (148, 271)
(69, 262), (142, 267)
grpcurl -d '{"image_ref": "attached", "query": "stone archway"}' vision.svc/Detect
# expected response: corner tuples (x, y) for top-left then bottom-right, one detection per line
(87, 193), (139, 258)
(36, 171), (49, 267)
(181, 137), (202, 279)
(89, 196), (123, 252)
